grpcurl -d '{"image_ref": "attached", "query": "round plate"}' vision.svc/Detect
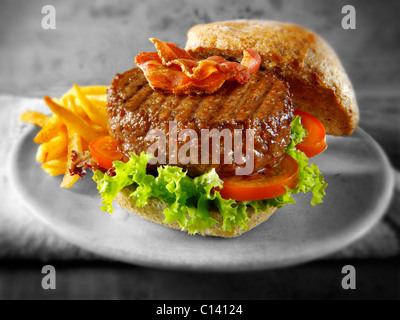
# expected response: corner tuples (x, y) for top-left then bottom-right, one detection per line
(10, 127), (394, 271)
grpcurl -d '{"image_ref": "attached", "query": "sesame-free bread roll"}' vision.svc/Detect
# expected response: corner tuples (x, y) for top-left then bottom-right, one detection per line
(185, 20), (359, 136)
(114, 186), (277, 237)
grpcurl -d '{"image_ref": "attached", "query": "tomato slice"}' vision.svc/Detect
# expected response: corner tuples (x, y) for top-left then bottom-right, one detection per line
(89, 136), (125, 170)
(294, 109), (327, 158)
(219, 154), (299, 201)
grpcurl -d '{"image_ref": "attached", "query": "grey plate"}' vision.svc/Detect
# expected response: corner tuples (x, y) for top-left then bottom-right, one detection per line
(10, 127), (394, 271)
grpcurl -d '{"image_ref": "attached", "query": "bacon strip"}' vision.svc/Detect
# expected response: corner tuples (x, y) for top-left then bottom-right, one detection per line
(134, 38), (261, 95)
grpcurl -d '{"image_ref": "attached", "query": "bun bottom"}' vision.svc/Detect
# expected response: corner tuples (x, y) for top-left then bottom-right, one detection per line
(114, 186), (278, 237)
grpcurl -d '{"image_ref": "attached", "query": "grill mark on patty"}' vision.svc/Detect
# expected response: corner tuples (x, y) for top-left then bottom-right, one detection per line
(124, 75), (148, 93)
(172, 95), (200, 129)
(230, 79), (259, 123)
(123, 85), (154, 112)
(234, 73), (275, 122)
(193, 92), (227, 128)
(211, 81), (249, 123)
(132, 90), (167, 137)
(156, 93), (181, 123)
(249, 76), (277, 120)
(114, 72), (148, 104)
(142, 90), (167, 122)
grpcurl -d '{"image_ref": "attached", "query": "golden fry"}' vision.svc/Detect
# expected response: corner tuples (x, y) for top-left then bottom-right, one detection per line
(60, 96), (70, 109)
(36, 144), (47, 163)
(61, 129), (83, 188)
(60, 85), (108, 101)
(48, 132), (68, 161)
(33, 114), (63, 143)
(73, 84), (108, 129)
(68, 95), (90, 122)
(87, 95), (107, 103)
(59, 86), (75, 100)
(91, 124), (109, 137)
(36, 129), (68, 163)
(61, 170), (80, 188)
(81, 86), (108, 95)
(42, 158), (68, 176)
(44, 96), (102, 143)
(67, 127), (83, 153)
(20, 111), (49, 128)
(24, 85), (109, 187)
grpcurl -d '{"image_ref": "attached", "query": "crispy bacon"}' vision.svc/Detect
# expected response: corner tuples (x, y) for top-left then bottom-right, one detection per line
(134, 38), (261, 95)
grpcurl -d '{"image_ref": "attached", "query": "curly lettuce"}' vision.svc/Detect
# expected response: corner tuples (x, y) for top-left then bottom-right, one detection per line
(93, 115), (327, 234)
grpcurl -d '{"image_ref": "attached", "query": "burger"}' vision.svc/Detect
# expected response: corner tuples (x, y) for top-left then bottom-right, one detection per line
(76, 20), (358, 237)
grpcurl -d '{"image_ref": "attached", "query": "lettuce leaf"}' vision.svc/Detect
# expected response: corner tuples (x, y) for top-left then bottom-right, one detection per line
(275, 115), (327, 207)
(93, 115), (327, 234)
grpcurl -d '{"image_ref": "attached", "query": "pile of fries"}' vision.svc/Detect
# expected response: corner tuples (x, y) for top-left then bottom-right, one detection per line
(20, 85), (109, 188)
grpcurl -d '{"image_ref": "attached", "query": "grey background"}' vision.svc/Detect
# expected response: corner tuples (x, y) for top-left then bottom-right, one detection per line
(1, 0), (399, 95)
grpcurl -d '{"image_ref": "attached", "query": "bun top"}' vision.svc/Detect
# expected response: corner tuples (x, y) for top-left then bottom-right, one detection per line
(185, 20), (359, 136)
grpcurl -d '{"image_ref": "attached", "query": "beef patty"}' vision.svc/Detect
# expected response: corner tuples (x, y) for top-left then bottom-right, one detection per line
(107, 67), (293, 177)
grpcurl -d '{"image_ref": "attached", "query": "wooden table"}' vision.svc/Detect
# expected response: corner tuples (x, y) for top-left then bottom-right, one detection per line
(1, 0), (399, 300)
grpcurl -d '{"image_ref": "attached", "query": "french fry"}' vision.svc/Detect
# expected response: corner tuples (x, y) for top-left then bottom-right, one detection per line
(81, 137), (89, 152)
(60, 86), (76, 100)
(23, 85), (109, 187)
(73, 84), (108, 129)
(91, 124), (109, 136)
(36, 140), (67, 163)
(41, 130), (68, 162)
(61, 95), (70, 109)
(41, 158), (68, 176)
(87, 95), (107, 103)
(60, 85), (108, 101)
(68, 95), (90, 122)
(81, 86), (108, 95)
(61, 129), (83, 188)
(36, 144), (47, 163)
(20, 111), (49, 128)
(51, 97), (62, 105)
(61, 168), (80, 188)
(36, 129), (68, 163)
(33, 114), (63, 143)
(44, 96), (102, 143)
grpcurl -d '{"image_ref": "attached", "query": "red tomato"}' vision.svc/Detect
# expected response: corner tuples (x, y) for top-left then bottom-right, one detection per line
(294, 110), (327, 158)
(219, 154), (300, 201)
(89, 136), (125, 170)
